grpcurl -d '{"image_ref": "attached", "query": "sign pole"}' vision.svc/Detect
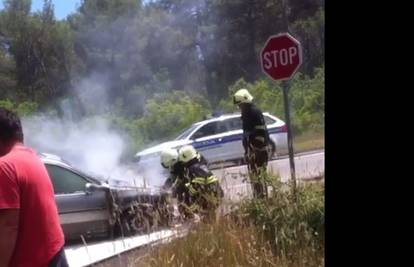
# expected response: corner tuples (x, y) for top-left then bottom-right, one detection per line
(282, 80), (297, 198)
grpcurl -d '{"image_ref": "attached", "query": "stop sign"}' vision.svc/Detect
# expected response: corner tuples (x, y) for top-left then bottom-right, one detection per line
(260, 33), (302, 81)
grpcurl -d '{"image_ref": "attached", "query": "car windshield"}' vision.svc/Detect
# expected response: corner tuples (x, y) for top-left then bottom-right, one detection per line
(175, 124), (199, 140)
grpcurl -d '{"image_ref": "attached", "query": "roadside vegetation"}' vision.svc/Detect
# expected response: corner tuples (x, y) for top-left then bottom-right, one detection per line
(133, 176), (324, 267)
(1, 66), (324, 157)
(0, 0), (324, 159)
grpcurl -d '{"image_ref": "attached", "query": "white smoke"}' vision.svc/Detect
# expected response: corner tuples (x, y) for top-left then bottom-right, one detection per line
(21, 115), (147, 186)
(19, 71), (168, 188)
(137, 159), (170, 189)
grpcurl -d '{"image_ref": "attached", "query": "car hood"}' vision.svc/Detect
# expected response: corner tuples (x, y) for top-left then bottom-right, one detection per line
(135, 139), (192, 157)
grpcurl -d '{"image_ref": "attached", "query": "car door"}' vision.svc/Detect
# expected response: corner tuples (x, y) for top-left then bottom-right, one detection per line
(263, 114), (288, 155)
(190, 120), (230, 162)
(45, 164), (111, 240)
(220, 117), (245, 161)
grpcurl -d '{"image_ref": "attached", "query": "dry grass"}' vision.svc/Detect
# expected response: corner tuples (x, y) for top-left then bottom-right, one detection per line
(129, 177), (324, 267)
(294, 130), (324, 153)
(135, 220), (279, 267)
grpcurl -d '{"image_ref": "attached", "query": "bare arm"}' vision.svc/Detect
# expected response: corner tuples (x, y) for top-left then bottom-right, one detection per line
(0, 209), (19, 267)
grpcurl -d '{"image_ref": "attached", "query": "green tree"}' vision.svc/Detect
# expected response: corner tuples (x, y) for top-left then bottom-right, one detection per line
(156, 0), (324, 104)
(0, 40), (17, 99)
(0, 0), (75, 107)
(136, 90), (211, 143)
(0, 98), (38, 116)
(291, 8), (324, 74)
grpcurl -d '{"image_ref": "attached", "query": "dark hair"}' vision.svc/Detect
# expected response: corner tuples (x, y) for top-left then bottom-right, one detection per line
(0, 107), (24, 143)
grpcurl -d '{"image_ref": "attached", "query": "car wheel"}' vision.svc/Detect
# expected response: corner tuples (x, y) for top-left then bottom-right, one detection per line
(114, 215), (134, 237)
(129, 204), (154, 234)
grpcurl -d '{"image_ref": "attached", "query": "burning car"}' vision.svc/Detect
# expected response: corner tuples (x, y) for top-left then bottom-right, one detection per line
(39, 153), (173, 242)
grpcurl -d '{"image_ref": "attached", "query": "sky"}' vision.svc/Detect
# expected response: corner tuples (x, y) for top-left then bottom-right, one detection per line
(0, 0), (81, 20)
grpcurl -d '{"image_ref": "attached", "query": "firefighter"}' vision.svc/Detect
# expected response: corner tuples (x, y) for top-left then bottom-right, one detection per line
(178, 145), (223, 222)
(160, 148), (192, 220)
(233, 88), (273, 198)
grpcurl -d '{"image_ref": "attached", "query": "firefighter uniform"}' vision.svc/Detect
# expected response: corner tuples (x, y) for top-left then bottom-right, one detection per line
(165, 162), (194, 219)
(179, 145), (224, 222)
(234, 89), (271, 198)
(161, 149), (192, 220)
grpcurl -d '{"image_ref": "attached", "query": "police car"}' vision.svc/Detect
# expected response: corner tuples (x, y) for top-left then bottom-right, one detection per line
(135, 112), (288, 171)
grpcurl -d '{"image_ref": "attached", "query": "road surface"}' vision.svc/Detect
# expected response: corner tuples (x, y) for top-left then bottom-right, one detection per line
(214, 150), (324, 201)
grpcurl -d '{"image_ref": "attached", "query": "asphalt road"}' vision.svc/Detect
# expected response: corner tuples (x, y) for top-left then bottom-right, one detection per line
(214, 150), (324, 201)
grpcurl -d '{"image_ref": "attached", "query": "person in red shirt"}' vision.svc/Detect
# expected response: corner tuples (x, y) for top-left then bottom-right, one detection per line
(0, 108), (67, 267)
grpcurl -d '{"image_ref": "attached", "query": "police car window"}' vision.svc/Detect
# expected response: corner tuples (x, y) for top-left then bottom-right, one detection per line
(191, 122), (217, 139)
(192, 121), (228, 139)
(175, 124), (199, 140)
(46, 164), (88, 194)
(264, 115), (276, 125)
(226, 118), (242, 131)
(216, 121), (228, 134)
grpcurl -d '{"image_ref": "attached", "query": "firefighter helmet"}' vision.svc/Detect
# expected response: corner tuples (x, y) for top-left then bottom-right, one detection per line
(160, 148), (179, 168)
(233, 88), (253, 104)
(178, 145), (199, 163)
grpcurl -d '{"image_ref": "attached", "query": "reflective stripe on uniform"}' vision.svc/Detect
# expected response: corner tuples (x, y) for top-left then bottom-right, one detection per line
(185, 182), (197, 194)
(206, 175), (218, 184)
(191, 176), (218, 185)
(189, 187), (197, 194)
(254, 125), (266, 130)
(192, 177), (206, 184)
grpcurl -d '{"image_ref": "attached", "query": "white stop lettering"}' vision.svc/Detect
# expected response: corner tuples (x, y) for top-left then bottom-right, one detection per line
(263, 46), (298, 69)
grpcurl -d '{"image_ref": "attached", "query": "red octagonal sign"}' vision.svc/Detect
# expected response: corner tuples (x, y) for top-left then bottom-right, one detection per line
(260, 33), (302, 81)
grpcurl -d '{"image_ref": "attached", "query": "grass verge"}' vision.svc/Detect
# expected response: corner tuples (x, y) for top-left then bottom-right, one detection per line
(134, 176), (324, 267)
(294, 130), (324, 153)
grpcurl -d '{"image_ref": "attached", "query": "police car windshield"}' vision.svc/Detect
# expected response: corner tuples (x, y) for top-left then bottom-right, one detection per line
(175, 124), (199, 140)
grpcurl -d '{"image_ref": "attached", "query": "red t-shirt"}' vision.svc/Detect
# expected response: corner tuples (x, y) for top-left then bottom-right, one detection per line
(0, 144), (64, 267)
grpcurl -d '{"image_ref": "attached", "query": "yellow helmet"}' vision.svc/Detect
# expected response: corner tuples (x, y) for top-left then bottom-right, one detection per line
(160, 148), (179, 168)
(233, 88), (253, 104)
(178, 145), (199, 163)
